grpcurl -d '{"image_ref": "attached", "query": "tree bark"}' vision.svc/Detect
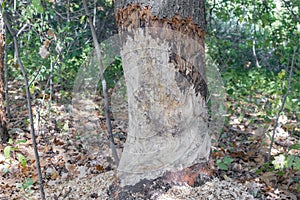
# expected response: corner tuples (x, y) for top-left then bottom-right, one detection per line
(0, 2), (9, 143)
(114, 0), (210, 186)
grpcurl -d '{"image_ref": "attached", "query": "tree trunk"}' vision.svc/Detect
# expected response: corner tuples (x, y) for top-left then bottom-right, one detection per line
(114, 0), (210, 186)
(0, 2), (9, 143)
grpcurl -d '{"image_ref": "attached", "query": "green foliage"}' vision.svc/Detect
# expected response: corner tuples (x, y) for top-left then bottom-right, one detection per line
(22, 178), (34, 191)
(5, 0), (116, 101)
(271, 142), (300, 192)
(272, 141), (300, 171)
(4, 145), (13, 159)
(223, 67), (300, 123)
(103, 57), (123, 90)
(289, 143), (300, 151)
(206, 0), (299, 71)
(272, 154), (300, 192)
(286, 155), (300, 171)
(31, 0), (43, 14)
(216, 156), (234, 171)
(17, 153), (27, 167)
(3, 139), (27, 167)
(255, 162), (273, 175)
(223, 60), (300, 189)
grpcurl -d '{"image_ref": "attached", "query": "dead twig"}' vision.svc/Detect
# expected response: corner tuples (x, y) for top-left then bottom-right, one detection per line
(62, 187), (72, 199)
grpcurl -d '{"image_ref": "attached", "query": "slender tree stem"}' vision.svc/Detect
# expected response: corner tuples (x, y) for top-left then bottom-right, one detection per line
(252, 0), (261, 69)
(267, 47), (297, 162)
(82, 0), (120, 166)
(4, 26), (10, 118)
(0, 5), (9, 143)
(4, 14), (46, 200)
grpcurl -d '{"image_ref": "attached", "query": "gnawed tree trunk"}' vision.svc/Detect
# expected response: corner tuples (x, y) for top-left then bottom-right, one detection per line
(115, 1), (211, 186)
(0, 3), (9, 143)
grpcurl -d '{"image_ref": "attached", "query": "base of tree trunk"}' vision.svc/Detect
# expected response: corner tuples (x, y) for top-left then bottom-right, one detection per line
(108, 162), (214, 200)
(161, 162), (214, 187)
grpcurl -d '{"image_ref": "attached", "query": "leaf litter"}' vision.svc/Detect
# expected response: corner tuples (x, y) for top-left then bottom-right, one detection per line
(0, 80), (299, 199)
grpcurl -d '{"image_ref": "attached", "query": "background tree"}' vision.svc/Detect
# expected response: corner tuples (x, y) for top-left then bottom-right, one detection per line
(0, 0), (9, 143)
(114, 0), (212, 186)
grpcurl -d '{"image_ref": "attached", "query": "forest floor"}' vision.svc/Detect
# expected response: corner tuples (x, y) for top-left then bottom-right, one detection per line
(0, 80), (299, 199)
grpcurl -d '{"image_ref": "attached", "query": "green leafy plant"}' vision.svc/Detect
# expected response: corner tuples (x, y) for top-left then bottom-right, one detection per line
(255, 162), (273, 175)
(22, 178), (34, 192)
(102, 57), (123, 91)
(3, 139), (27, 167)
(272, 143), (300, 192)
(216, 156), (234, 171)
(272, 143), (300, 171)
(17, 154), (27, 167)
(223, 67), (300, 127)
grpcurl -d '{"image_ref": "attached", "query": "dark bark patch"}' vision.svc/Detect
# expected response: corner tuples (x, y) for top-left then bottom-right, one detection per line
(108, 162), (214, 199)
(170, 52), (208, 98)
(108, 177), (172, 200)
(0, 33), (9, 143)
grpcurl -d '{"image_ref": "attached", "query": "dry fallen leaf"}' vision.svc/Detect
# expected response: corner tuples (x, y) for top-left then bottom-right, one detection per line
(260, 172), (277, 187)
(51, 170), (59, 180)
(39, 45), (50, 59)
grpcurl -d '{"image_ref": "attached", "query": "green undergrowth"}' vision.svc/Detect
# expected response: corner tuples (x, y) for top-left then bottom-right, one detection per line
(223, 67), (300, 131)
(222, 67), (300, 192)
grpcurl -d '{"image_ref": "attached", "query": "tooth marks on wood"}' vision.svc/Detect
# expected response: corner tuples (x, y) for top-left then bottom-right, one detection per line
(116, 4), (207, 100)
(115, 4), (205, 42)
(170, 53), (207, 99)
